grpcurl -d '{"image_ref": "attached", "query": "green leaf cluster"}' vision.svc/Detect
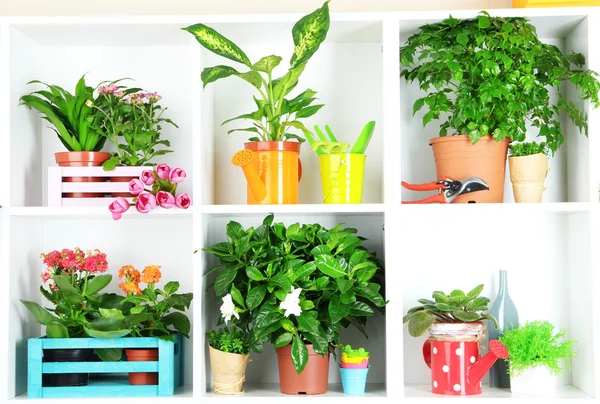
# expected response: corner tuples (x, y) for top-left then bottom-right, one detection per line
(509, 141), (548, 157)
(202, 214), (386, 374)
(207, 327), (250, 355)
(400, 11), (600, 155)
(403, 284), (498, 337)
(183, 1), (330, 142)
(20, 74), (107, 152)
(499, 320), (576, 378)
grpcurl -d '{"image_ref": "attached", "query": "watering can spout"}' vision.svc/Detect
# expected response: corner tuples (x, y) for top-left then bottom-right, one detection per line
(468, 340), (509, 387)
(232, 150), (267, 201)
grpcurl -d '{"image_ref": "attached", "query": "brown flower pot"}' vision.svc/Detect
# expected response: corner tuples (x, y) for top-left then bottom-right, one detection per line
(509, 153), (549, 203)
(209, 346), (249, 395)
(55, 151), (110, 198)
(125, 348), (158, 385)
(429, 135), (510, 203)
(110, 175), (137, 198)
(275, 344), (330, 395)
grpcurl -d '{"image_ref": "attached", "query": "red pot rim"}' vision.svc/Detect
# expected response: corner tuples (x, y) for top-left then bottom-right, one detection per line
(429, 135), (511, 146)
(244, 141), (301, 153)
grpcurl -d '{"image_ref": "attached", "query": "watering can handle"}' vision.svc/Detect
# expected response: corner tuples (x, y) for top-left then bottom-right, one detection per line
(298, 159), (303, 182)
(423, 340), (432, 369)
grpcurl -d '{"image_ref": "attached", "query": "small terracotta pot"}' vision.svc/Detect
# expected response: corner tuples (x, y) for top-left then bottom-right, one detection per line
(125, 348), (158, 385)
(275, 344), (330, 395)
(429, 135), (510, 203)
(110, 176), (137, 198)
(55, 151), (110, 198)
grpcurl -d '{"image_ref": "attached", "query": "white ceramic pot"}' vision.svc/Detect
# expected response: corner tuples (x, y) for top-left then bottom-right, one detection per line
(510, 366), (559, 396)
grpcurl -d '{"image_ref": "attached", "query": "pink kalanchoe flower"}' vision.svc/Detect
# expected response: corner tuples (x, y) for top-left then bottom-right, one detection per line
(83, 250), (108, 273)
(156, 191), (176, 209)
(136, 191), (157, 214)
(146, 92), (162, 102)
(114, 91), (124, 98)
(140, 170), (156, 186)
(155, 164), (171, 180)
(109, 197), (130, 220)
(175, 193), (191, 209)
(123, 97), (133, 105)
(128, 179), (145, 195)
(169, 168), (186, 183)
(98, 83), (118, 95)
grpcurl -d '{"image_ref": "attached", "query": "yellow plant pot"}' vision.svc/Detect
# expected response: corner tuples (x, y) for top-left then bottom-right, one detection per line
(342, 353), (370, 364)
(318, 154), (366, 204)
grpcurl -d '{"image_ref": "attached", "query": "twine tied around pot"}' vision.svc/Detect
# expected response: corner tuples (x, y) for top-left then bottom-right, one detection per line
(209, 346), (250, 395)
(428, 323), (486, 342)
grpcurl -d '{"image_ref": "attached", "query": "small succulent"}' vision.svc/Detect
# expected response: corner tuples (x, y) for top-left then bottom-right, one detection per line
(403, 284), (498, 337)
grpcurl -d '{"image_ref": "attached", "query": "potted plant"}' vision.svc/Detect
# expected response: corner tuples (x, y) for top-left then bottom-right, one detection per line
(403, 286), (507, 396)
(20, 75), (110, 198)
(400, 11), (600, 203)
(203, 214), (386, 395)
(508, 142), (550, 203)
(20, 248), (128, 386)
(117, 264), (193, 385)
(339, 344), (370, 396)
(499, 320), (576, 396)
(206, 326), (251, 395)
(183, 1), (331, 205)
(91, 81), (178, 197)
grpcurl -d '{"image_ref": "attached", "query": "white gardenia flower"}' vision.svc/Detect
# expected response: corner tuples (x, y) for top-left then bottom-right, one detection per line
(280, 287), (302, 318)
(220, 294), (239, 324)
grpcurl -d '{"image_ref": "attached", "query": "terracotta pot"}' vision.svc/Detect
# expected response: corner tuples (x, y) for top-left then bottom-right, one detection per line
(110, 175), (137, 198)
(509, 153), (549, 203)
(55, 151), (110, 198)
(209, 346), (249, 395)
(275, 344), (330, 395)
(429, 135), (510, 203)
(125, 348), (158, 385)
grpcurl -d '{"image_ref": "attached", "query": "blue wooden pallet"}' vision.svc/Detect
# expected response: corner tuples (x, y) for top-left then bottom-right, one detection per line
(27, 335), (184, 398)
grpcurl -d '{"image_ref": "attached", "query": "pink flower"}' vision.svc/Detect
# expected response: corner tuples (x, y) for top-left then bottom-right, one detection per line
(114, 91), (124, 98)
(169, 168), (186, 183)
(83, 250), (108, 273)
(98, 83), (118, 95)
(156, 191), (176, 209)
(156, 164), (171, 180)
(109, 197), (130, 220)
(128, 179), (145, 195)
(175, 193), (191, 209)
(135, 192), (156, 214)
(123, 98), (132, 105)
(140, 170), (156, 186)
(146, 92), (162, 102)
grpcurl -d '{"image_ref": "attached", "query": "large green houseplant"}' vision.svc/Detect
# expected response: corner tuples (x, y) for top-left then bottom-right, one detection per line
(400, 11), (600, 203)
(183, 2), (331, 204)
(203, 214), (385, 394)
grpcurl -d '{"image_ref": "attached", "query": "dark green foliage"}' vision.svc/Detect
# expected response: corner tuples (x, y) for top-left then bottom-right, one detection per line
(509, 141), (548, 157)
(207, 327), (251, 355)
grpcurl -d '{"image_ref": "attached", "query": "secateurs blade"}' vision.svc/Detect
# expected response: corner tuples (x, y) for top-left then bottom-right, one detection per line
(401, 177), (489, 204)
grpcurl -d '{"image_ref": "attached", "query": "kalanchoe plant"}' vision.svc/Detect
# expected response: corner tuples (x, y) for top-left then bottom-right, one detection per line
(509, 141), (549, 157)
(499, 320), (576, 378)
(207, 327), (251, 355)
(183, 1), (330, 142)
(203, 214), (386, 374)
(400, 11), (600, 154)
(20, 74), (107, 152)
(403, 284), (498, 338)
(92, 81), (178, 170)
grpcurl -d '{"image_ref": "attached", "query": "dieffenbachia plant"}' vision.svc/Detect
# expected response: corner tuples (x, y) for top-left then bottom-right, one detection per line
(203, 214), (386, 374)
(403, 284), (498, 337)
(183, 1), (330, 142)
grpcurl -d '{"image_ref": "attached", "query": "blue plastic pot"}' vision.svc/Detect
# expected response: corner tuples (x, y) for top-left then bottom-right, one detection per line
(339, 365), (370, 396)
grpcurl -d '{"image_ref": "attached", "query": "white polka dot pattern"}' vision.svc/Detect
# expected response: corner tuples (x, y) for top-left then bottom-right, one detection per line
(453, 384), (461, 392)
(455, 348), (462, 356)
(433, 381), (438, 388)
(442, 365), (449, 373)
(433, 347), (438, 354)
(470, 356), (476, 364)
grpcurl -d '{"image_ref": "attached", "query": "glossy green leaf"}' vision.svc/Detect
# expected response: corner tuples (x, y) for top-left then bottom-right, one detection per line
(162, 312), (191, 337)
(214, 267), (237, 296)
(328, 295), (350, 323)
(252, 55), (283, 74)
(274, 332), (293, 348)
(95, 348), (123, 362)
(20, 300), (57, 325)
(230, 284), (245, 307)
(246, 266), (265, 281)
(290, 1), (330, 68)
(183, 24), (252, 67)
(53, 273), (84, 305)
(85, 274), (112, 296)
(47, 322), (69, 338)
(349, 301), (374, 317)
(291, 334), (309, 374)
(246, 285), (267, 310)
(297, 313), (320, 335)
(315, 254), (346, 279)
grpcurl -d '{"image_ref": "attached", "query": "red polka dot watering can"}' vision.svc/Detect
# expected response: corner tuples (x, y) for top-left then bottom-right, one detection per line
(422, 323), (508, 395)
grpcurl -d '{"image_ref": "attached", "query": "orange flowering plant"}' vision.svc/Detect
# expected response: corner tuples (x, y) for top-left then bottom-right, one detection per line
(118, 264), (193, 340)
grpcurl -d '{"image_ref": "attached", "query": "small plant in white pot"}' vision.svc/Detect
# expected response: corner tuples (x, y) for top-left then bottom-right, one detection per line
(508, 142), (550, 203)
(499, 320), (576, 396)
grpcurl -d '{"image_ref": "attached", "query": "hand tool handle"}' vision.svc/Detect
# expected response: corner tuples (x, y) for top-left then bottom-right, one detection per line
(401, 181), (444, 191)
(402, 194), (446, 204)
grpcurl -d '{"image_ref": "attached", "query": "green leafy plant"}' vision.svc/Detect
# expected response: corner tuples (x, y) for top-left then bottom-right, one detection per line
(202, 214), (386, 374)
(183, 1), (330, 142)
(400, 11), (600, 154)
(20, 74), (107, 152)
(499, 320), (576, 377)
(403, 284), (498, 337)
(509, 141), (548, 157)
(207, 327), (251, 355)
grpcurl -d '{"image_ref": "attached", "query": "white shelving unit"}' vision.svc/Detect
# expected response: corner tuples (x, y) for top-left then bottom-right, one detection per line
(0, 6), (599, 403)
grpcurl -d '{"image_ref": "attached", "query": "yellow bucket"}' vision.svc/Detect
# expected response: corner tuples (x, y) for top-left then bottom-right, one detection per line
(318, 154), (366, 204)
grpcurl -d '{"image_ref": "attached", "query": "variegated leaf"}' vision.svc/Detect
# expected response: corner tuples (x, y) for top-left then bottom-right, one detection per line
(201, 65), (239, 88)
(290, 1), (331, 68)
(183, 23), (252, 67)
(252, 55), (283, 74)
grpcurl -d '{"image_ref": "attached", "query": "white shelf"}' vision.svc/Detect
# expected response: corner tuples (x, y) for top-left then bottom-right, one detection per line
(205, 383), (386, 399)
(201, 204), (385, 216)
(9, 206), (195, 218)
(404, 384), (592, 400)
(400, 202), (593, 215)
(13, 385), (194, 403)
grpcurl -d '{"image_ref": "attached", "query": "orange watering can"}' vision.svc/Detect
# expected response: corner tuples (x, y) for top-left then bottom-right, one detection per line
(232, 141), (302, 205)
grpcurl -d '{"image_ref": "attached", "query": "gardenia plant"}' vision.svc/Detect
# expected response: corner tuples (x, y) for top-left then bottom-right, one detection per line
(400, 11), (600, 154)
(203, 214), (386, 374)
(183, 1), (330, 142)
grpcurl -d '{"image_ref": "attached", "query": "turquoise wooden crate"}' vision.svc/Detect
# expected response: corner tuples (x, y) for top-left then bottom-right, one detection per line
(27, 335), (184, 398)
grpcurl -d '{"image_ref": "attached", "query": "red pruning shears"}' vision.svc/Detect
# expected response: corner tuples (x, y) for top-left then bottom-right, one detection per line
(401, 177), (489, 204)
